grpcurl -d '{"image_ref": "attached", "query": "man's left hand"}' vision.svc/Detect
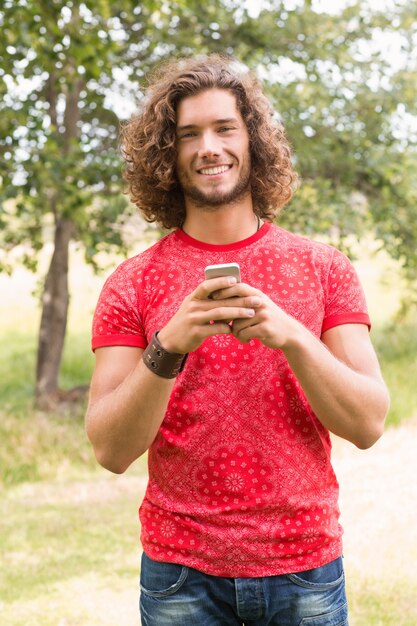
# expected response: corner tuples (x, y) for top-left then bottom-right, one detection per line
(212, 283), (301, 350)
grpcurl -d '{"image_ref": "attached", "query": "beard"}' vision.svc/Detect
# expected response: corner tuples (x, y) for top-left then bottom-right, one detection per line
(177, 156), (251, 210)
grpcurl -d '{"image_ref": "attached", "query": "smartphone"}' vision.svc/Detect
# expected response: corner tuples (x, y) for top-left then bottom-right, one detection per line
(204, 262), (241, 283)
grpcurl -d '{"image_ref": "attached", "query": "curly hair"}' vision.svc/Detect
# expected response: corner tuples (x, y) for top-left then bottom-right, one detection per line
(121, 54), (298, 229)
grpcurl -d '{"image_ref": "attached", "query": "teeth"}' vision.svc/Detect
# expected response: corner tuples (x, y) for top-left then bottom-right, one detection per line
(199, 165), (230, 175)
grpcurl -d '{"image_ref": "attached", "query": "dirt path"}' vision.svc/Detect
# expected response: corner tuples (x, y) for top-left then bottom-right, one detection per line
(332, 418), (417, 580)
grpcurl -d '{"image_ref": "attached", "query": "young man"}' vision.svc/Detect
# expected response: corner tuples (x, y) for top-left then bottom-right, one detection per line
(86, 55), (389, 625)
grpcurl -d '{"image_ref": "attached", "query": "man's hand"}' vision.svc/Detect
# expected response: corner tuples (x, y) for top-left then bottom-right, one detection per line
(157, 276), (263, 354)
(212, 282), (300, 349)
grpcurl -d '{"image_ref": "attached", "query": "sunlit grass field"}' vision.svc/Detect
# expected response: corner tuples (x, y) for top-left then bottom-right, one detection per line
(1, 242), (416, 625)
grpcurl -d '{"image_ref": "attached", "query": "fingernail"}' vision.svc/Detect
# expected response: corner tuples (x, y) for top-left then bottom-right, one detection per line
(246, 309), (255, 316)
(251, 297), (261, 306)
(228, 277), (237, 285)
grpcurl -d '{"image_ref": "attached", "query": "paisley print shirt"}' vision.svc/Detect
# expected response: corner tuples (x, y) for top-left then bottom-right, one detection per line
(92, 222), (370, 577)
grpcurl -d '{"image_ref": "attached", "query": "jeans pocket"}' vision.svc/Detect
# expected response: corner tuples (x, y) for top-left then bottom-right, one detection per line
(299, 601), (348, 625)
(287, 557), (344, 591)
(140, 552), (189, 598)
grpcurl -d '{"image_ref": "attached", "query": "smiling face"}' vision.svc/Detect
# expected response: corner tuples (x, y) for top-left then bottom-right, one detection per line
(175, 88), (251, 211)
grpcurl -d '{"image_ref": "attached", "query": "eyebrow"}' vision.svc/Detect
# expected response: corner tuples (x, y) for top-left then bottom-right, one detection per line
(176, 117), (240, 132)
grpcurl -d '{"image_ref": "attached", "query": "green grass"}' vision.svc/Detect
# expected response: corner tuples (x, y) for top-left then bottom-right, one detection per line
(346, 576), (417, 626)
(0, 406), (98, 486)
(0, 328), (94, 411)
(0, 473), (144, 626)
(1, 488), (138, 604)
(60, 329), (96, 389)
(372, 320), (417, 427)
(0, 330), (97, 486)
(0, 332), (37, 412)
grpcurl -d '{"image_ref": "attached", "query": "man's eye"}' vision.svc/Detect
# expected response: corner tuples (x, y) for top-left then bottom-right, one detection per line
(179, 132), (196, 139)
(218, 126), (234, 133)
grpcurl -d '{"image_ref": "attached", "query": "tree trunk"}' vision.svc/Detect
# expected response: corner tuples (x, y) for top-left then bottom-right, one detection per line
(35, 217), (74, 407)
(35, 6), (86, 408)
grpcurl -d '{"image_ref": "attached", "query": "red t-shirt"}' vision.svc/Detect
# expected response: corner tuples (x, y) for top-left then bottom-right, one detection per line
(92, 222), (370, 577)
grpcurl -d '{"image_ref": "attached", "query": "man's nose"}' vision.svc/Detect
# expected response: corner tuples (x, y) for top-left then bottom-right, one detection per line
(197, 131), (221, 158)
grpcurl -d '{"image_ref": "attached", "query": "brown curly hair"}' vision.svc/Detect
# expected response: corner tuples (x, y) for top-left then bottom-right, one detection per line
(121, 54), (297, 229)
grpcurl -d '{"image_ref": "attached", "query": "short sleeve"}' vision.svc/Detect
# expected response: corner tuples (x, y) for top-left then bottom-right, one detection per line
(91, 262), (147, 351)
(321, 248), (371, 334)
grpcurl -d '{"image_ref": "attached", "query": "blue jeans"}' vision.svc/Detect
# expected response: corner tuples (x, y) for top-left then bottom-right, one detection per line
(140, 552), (348, 625)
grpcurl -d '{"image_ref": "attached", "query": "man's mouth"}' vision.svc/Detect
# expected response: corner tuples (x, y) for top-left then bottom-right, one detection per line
(198, 164), (232, 176)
